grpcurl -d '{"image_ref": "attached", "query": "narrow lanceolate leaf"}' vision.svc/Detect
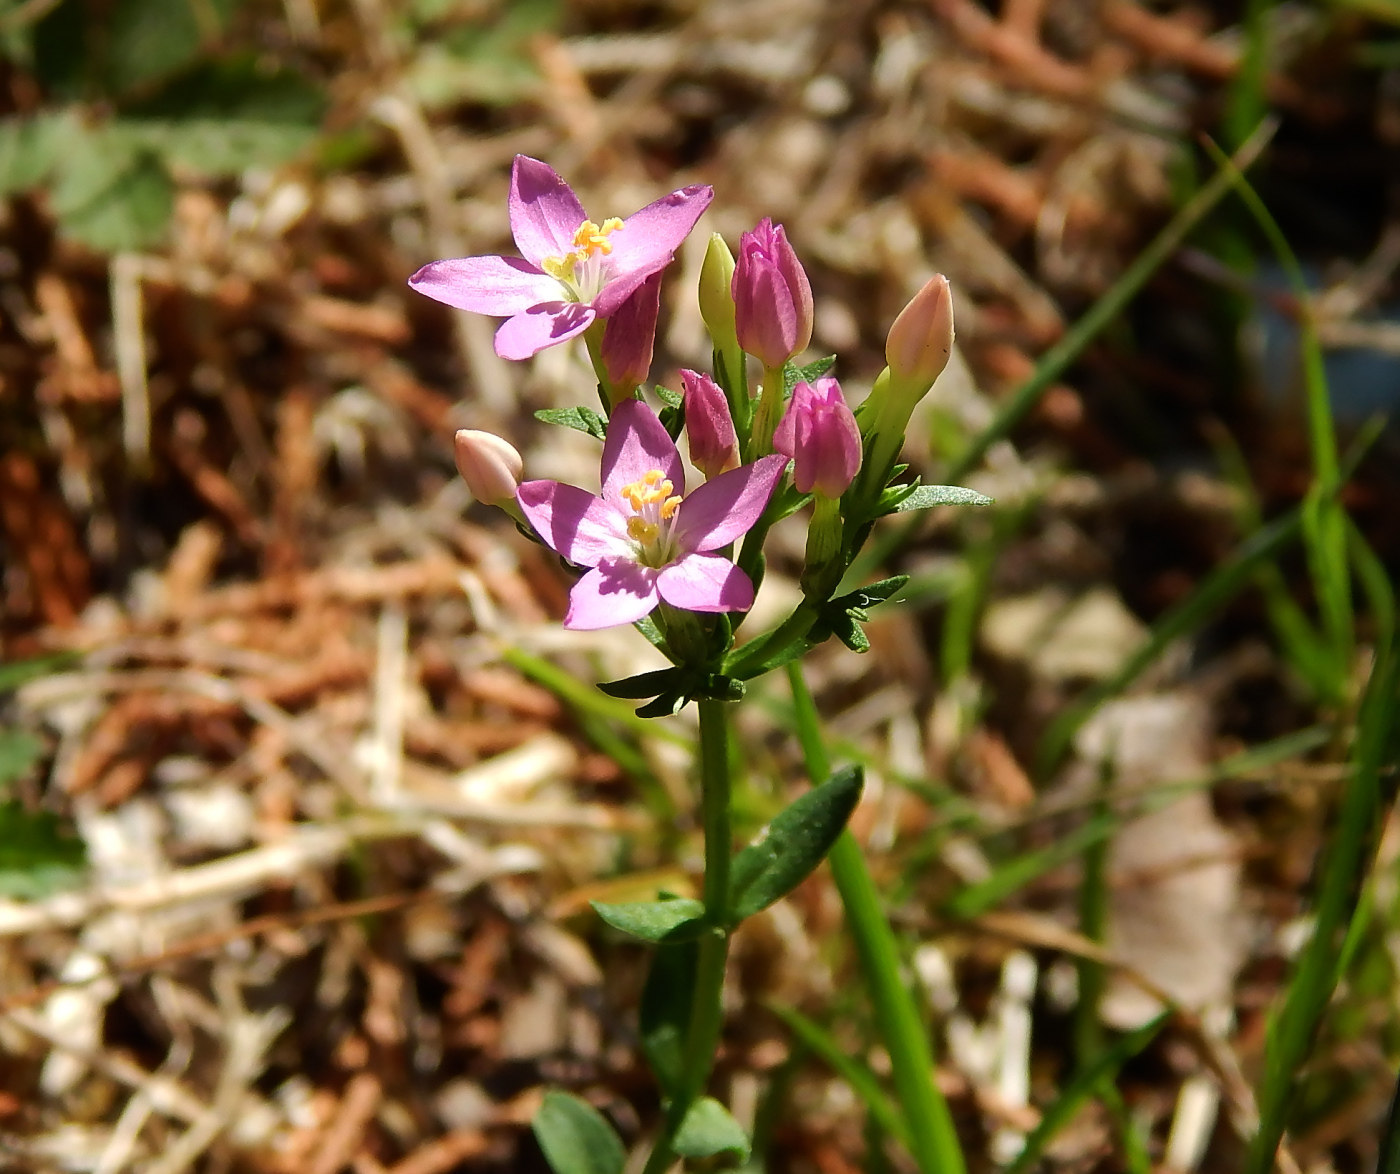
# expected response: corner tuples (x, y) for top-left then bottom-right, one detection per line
(0, 731), (43, 788)
(641, 939), (699, 1096)
(892, 484), (993, 511)
(535, 405), (607, 439)
(673, 1096), (751, 1162)
(0, 802), (85, 900)
(531, 1091), (626, 1174)
(728, 765), (863, 924)
(590, 897), (707, 943)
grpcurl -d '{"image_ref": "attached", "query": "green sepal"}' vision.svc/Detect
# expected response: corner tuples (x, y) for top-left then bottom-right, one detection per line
(531, 1091), (626, 1174)
(728, 765), (864, 923)
(535, 405), (607, 440)
(673, 1097), (751, 1162)
(591, 897), (708, 943)
(635, 690), (687, 719)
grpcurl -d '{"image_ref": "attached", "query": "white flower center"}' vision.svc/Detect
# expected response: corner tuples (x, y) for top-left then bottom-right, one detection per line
(620, 468), (682, 567)
(541, 218), (623, 304)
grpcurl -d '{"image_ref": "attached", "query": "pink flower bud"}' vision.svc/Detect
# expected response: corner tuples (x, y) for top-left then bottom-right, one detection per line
(680, 369), (739, 478)
(454, 429), (523, 506)
(600, 270), (663, 397)
(774, 377), (861, 498)
(885, 274), (954, 391)
(732, 218), (814, 369)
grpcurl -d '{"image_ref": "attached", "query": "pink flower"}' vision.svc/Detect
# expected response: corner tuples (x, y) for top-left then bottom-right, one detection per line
(774, 377), (861, 498)
(680, 369), (738, 478)
(731, 218), (814, 368)
(517, 400), (787, 630)
(600, 270), (663, 396)
(409, 156), (712, 361)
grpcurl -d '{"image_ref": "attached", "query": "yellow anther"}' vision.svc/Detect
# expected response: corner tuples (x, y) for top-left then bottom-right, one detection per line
(571, 218), (623, 255)
(660, 495), (682, 520)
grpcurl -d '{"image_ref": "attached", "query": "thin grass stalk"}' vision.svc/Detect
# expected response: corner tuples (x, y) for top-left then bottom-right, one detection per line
(1244, 644), (1400, 1174)
(786, 662), (965, 1174)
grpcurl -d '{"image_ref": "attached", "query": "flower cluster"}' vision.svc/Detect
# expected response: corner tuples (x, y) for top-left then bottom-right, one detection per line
(410, 154), (958, 645)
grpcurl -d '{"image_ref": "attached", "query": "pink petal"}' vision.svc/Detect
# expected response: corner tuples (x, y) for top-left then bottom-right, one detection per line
(494, 302), (596, 360)
(657, 553), (754, 613)
(408, 256), (557, 316)
(593, 185), (714, 316)
(565, 559), (660, 629)
(517, 480), (632, 566)
(509, 156), (588, 268)
(672, 454), (788, 553)
(601, 399), (685, 504)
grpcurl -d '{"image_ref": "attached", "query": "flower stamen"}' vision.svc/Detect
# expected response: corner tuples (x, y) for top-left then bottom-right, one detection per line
(620, 469), (681, 564)
(541, 218), (625, 300)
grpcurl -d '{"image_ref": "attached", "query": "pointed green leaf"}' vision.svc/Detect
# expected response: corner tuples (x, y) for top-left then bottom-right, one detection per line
(591, 897), (707, 943)
(674, 1096), (750, 1161)
(654, 383), (682, 409)
(51, 132), (172, 252)
(531, 1090), (626, 1174)
(786, 355), (837, 392)
(893, 484), (993, 511)
(0, 113), (73, 196)
(729, 765), (864, 923)
(535, 406), (606, 439)
(596, 668), (682, 700)
(641, 940), (698, 1095)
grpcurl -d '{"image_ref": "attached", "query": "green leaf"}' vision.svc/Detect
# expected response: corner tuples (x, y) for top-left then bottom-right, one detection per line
(535, 406), (606, 440)
(0, 801), (85, 900)
(786, 355), (837, 392)
(828, 612), (870, 654)
(51, 131), (173, 252)
(405, 0), (557, 110)
(0, 731), (42, 789)
(590, 897), (707, 943)
(596, 668), (683, 700)
(654, 383), (682, 409)
(635, 691), (687, 719)
(892, 484), (993, 511)
(121, 119), (315, 175)
(673, 1096), (750, 1162)
(531, 1090), (626, 1174)
(729, 765), (863, 923)
(0, 112), (74, 196)
(641, 940), (698, 1095)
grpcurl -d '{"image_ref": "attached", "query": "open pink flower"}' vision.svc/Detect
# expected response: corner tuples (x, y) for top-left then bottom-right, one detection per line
(517, 400), (787, 630)
(408, 156), (712, 361)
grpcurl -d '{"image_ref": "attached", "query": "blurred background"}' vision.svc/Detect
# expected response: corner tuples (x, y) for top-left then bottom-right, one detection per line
(3, 1), (1400, 1172)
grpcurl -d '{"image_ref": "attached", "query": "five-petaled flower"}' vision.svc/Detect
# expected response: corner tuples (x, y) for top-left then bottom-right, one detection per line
(408, 156), (713, 361)
(517, 400), (787, 630)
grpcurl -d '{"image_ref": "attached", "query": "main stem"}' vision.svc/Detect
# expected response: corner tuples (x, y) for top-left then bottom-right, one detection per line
(644, 698), (733, 1174)
(787, 663), (966, 1174)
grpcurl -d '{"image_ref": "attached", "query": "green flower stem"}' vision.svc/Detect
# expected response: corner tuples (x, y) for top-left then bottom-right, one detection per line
(725, 599), (821, 680)
(787, 663), (966, 1174)
(748, 364), (785, 458)
(643, 698), (734, 1174)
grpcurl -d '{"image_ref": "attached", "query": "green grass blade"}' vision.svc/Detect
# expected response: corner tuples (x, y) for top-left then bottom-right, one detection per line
(767, 1003), (911, 1148)
(787, 663), (966, 1174)
(1245, 644), (1400, 1174)
(1005, 1012), (1171, 1174)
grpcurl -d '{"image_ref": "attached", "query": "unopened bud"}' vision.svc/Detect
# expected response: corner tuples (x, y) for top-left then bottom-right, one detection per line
(732, 218), (814, 368)
(885, 274), (954, 396)
(698, 233), (739, 354)
(454, 429), (522, 507)
(774, 377), (861, 498)
(680, 369), (739, 478)
(600, 270), (662, 399)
